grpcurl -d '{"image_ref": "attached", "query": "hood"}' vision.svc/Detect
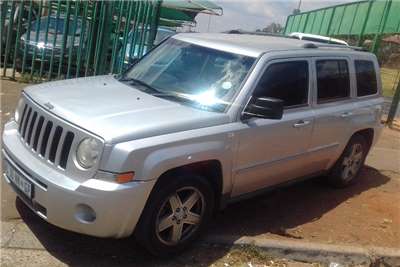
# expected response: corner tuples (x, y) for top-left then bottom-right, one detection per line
(21, 31), (80, 49)
(24, 75), (230, 143)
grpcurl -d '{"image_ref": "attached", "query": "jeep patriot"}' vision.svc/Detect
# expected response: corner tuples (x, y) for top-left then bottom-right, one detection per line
(2, 33), (383, 255)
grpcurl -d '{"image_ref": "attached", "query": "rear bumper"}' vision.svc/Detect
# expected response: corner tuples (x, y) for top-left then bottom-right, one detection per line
(2, 121), (155, 238)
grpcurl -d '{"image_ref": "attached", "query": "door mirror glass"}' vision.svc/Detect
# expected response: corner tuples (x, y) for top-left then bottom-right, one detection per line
(242, 97), (284, 120)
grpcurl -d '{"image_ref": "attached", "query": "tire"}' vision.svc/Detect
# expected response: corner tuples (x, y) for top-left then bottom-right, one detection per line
(328, 134), (368, 188)
(135, 174), (215, 257)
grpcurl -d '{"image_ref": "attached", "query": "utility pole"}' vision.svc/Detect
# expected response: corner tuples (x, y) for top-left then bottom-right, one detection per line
(293, 0), (301, 15)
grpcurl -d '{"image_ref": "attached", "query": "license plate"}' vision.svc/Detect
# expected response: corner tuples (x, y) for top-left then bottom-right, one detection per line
(4, 160), (33, 199)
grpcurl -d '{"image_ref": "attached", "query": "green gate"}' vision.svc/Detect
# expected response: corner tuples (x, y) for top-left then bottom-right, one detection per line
(0, 0), (162, 81)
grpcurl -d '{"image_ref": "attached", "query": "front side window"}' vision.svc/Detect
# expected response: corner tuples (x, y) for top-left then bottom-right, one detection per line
(316, 59), (350, 103)
(253, 61), (309, 108)
(121, 38), (255, 112)
(355, 60), (378, 97)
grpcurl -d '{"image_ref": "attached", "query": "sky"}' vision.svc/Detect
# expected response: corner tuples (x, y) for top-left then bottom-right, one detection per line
(194, 0), (354, 33)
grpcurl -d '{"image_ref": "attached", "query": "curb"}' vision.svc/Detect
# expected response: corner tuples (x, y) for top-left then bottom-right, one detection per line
(202, 235), (400, 266)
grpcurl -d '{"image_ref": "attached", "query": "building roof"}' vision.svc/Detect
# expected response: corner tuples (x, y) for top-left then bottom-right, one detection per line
(173, 33), (357, 57)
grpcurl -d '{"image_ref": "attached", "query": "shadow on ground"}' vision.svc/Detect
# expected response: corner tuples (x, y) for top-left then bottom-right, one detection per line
(209, 166), (391, 238)
(16, 166), (390, 266)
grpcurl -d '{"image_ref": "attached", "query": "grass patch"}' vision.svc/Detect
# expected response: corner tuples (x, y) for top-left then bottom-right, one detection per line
(381, 67), (400, 98)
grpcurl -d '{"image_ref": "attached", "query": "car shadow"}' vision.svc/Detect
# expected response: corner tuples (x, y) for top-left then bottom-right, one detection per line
(208, 166), (391, 238)
(16, 166), (390, 266)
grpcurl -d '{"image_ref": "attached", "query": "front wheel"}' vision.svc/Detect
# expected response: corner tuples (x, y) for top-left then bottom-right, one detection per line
(328, 134), (368, 188)
(136, 174), (214, 256)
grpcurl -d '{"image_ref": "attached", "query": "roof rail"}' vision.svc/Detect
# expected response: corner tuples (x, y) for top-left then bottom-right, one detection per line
(302, 42), (368, 51)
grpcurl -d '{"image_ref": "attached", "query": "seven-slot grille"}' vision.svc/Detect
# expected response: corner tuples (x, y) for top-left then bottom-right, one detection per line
(18, 102), (75, 169)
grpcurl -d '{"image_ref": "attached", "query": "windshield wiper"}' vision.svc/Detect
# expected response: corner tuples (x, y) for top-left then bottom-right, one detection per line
(120, 77), (161, 94)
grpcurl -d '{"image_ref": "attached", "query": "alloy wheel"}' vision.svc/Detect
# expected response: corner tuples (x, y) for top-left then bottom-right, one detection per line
(155, 186), (205, 245)
(341, 143), (364, 181)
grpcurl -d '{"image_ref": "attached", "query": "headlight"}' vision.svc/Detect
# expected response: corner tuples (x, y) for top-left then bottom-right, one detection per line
(76, 138), (102, 169)
(14, 98), (24, 123)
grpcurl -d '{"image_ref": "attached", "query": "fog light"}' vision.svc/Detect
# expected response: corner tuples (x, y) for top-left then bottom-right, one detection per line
(75, 204), (96, 223)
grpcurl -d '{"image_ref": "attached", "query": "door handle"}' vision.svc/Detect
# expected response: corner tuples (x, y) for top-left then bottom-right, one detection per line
(340, 112), (353, 118)
(293, 120), (310, 128)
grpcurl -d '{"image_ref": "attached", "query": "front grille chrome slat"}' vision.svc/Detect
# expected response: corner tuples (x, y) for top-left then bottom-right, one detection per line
(54, 131), (67, 166)
(17, 100), (75, 170)
(49, 126), (63, 163)
(36, 118), (48, 155)
(40, 121), (53, 157)
(44, 124), (56, 160)
(59, 132), (75, 169)
(27, 112), (38, 145)
(21, 107), (32, 139)
(32, 116), (45, 151)
(18, 104), (28, 132)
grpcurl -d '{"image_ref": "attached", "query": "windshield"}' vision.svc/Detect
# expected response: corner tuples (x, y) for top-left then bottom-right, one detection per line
(121, 38), (255, 112)
(33, 17), (82, 35)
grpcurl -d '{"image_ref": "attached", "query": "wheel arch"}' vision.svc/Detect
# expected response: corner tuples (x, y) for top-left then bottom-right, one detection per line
(152, 160), (224, 212)
(351, 128), (374, 151)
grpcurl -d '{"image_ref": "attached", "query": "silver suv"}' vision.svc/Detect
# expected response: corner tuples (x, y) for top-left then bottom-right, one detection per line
(2, 33), (383, 255)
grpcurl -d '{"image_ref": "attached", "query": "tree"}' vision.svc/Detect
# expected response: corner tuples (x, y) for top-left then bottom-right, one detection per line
(256, 23), (283, 34)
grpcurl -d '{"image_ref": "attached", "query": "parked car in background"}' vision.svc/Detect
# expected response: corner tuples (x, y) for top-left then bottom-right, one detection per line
(3, 33), (383, 256)
(19, 15), (84, 64)
(119, 26), (175, 65)
(1, 1), (39, 63)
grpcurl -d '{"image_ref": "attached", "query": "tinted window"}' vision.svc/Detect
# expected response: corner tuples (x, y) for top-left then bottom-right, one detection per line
(316, 60), (350, 103)
(253, 61), (309, 108)
(355, 60), (378, 96)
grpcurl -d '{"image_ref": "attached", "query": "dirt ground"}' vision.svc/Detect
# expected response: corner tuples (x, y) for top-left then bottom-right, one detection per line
(1, 79), (399, 266)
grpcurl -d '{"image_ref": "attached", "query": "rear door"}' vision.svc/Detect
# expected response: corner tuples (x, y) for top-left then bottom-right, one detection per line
(308, 57), (356, 171)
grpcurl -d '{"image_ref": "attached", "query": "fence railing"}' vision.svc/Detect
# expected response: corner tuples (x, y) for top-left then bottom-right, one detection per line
(0, 0), (162, 81)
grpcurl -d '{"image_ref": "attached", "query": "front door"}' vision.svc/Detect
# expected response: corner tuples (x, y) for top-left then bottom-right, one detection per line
(232, 59), (315, 197)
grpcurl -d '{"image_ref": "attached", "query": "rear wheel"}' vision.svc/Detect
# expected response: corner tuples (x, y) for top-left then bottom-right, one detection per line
(328, 134), (368, 188)
(136, 174), (214, 256)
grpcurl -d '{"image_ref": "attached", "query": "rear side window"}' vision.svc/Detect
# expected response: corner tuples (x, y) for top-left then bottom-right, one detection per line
(355, 60), (378, 96)
(254, 61), (309, 108)
(316, 60), (350, 103)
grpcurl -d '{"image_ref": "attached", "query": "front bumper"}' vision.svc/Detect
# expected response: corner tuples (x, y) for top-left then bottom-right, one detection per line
(2, 121), (155, 238)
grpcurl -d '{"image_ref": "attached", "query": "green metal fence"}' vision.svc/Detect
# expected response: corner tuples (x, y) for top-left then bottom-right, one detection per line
(0, 0), (162, 81)
(284, 0), (400, 49)
(284, 0), (400, 124)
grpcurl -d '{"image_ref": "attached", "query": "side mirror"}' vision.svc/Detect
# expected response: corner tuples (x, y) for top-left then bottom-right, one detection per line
(242, 97), (284, 120)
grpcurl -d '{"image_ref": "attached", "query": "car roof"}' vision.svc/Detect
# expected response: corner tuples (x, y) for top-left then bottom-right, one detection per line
(172, 33), (367, 58)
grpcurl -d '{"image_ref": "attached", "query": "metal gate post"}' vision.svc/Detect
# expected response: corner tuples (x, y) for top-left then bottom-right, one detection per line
(98, 1), (113, 75)
(357, 0), (373, 47)
(372, 0), (392, 54)
(147, 0), (162, 50)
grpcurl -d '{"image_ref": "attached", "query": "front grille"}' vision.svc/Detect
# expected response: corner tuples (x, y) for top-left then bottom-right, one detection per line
(18, 103), (75, 170)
